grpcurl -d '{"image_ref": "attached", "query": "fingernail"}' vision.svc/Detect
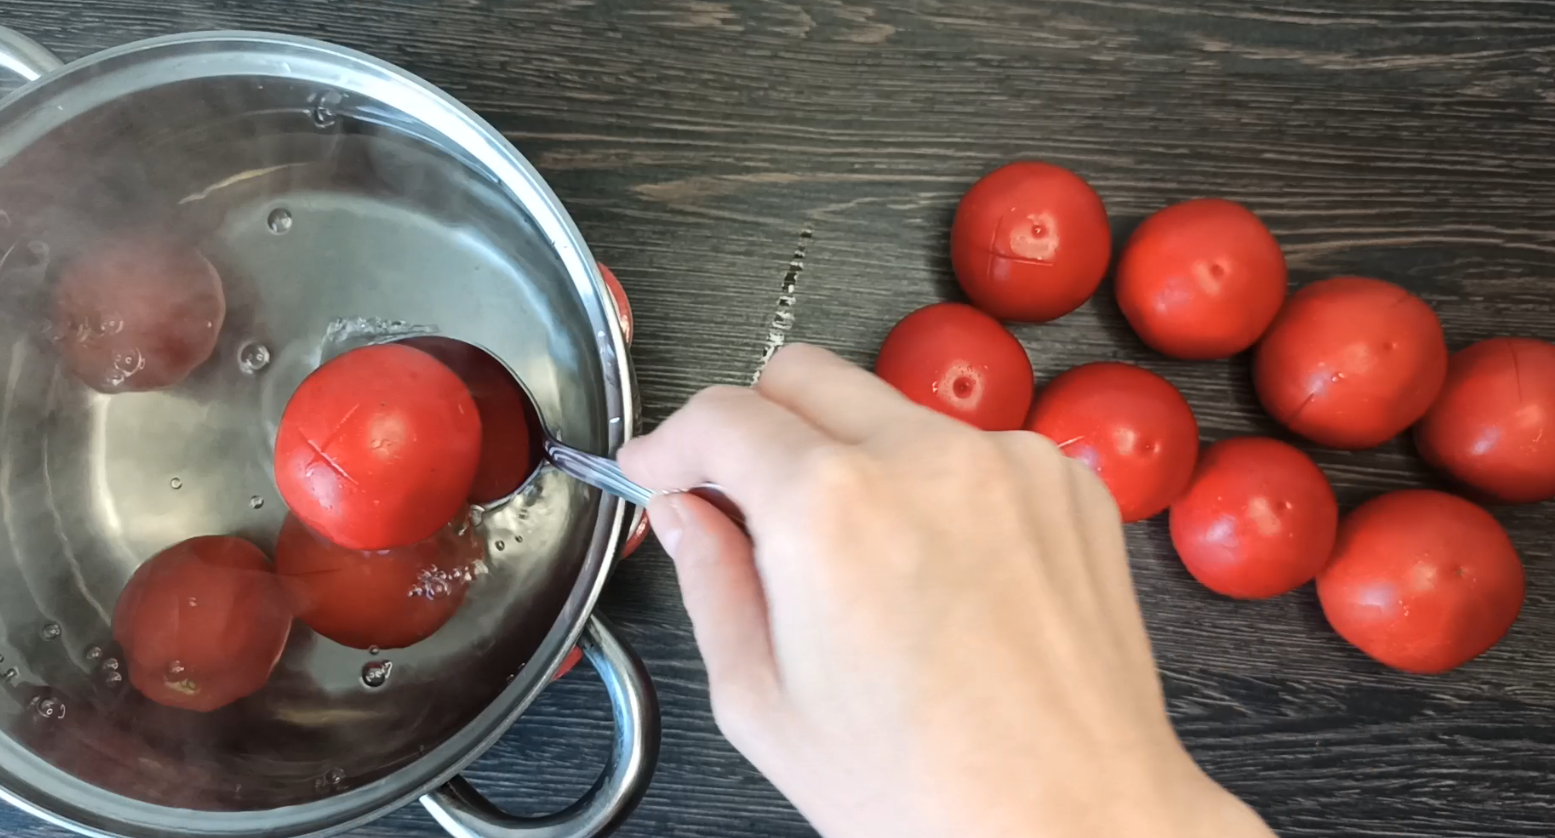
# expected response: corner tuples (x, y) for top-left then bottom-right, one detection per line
(647, 495), (684, 554)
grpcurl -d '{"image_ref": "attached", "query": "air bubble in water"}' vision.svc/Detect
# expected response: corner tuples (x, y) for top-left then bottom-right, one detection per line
(104, 670), (123, 686)
(33, 696), (64, 720)
(266, 208), (293, 235)
(249, 495), (265, 510)
(494, 540), (505, 551)
(314, 767), (345, 792)
(239, 341), (272, 373)
(367, 646), (381, 656)
(3, 668), (18, 683)
(169, 477), (183, 490)
(40, 623), (60, 641)
(311, 90), (343, 128)
(84, 645), (102, 662)
(101, 657), (119, 672)
(361, 660), (392, 688)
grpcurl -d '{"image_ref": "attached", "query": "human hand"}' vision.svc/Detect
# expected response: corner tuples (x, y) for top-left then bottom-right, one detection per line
(618, 343), (1275, 838)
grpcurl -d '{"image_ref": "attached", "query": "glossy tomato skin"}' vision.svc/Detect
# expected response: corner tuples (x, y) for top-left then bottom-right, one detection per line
(52, 234), (226, 394)
(1317, 490), (1524, 673)
(1025, 362), (1199, 523)
(1415, 338), (1555, 504)
(1169, 437), (1338, 599)
(1115, 199), (1287, 360)
(874, 303), (1034, 431)
(275, 343), (482, 550)
(951, 162), (1112, 323)
(275, 513), (480, 650)
(598, 263), (634, 345)
(401, 337), (537, 505)
(1254, 277), (1446, 450)
(112, 536), (292, 712)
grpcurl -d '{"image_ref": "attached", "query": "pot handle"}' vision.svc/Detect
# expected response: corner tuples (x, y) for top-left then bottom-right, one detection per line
(421, 614), (661, 838)
(0, 27), (62, 84)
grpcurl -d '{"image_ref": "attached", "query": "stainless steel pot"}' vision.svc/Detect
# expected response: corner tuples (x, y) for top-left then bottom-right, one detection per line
(0, 26), (657, 838)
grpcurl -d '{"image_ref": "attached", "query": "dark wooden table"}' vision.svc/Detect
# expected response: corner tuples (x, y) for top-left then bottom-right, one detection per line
(7, 1), (1555, 836)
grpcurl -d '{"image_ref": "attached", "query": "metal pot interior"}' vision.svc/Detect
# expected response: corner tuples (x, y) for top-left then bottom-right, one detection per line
(0, 34), (621, 836)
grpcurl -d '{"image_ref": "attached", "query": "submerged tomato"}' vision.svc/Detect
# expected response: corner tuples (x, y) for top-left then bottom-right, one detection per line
(1115, 199), (1286, 360)
(1416, 337), (1555, 504)
(1317, 490), (1524, 674)
(1254, 277), (1446, 449)
(1025, 362), (1199, 523)
(874, 302), (1034, 431)
(402, 337), (538, 505)
(275, 513), (480, 650)
(275, 344), (482, 550)
(950, 161), (1112, 323)
(112, 536), (292, 712)
(1170, 437), (1338, 599)
(52, 233), (226, 394)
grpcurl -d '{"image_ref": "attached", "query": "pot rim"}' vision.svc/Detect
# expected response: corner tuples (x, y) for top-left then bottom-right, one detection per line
(0, 28), (634, 838)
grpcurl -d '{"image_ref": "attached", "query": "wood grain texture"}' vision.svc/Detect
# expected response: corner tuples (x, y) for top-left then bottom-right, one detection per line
(4, 0), (1555, 836)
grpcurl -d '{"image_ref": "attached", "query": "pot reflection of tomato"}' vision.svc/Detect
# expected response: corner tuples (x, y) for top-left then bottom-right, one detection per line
(51, 233), (226, 394)
(275, 344), (482, 550)
(874, 303), (1034, 431)
(554, 647), (584, 681)
(1025, 362), (1199, 523)
(112, 536), (292, 712)
(599, 263), (633, 345)
(1317, 490), (1524, 674)
(401, 337), (538, 505)
(1416, 337), (1555, 504)
(951, 161), (1112, 323)
(275, 513), (480, 650)
(1254, 277), (1447, 450)
(1115, 199), (1286, 360)
(1169, 437), (1338, 599)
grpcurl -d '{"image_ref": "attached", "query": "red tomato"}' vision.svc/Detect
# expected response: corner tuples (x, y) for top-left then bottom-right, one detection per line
(622, 510), (651, 559)
(1254, 277), (1446, 450)
(950, 161), (1112, 323)
(874, 303), (1034, 431)
(51, 233), (225, 394)
(599, 263), (633, 345)
(275, 344), (482, 550)
(400, 337), (537, 505)
(1115, 199), (1287, 360)
(1317, 490), (1524, 673)
(274, 513), (480, 650)
(112, 536), (292, 712)
(1415, 337), (1555, 504)
(553, 647), (584, 681)
(1025, 362), (1198, 523)
(1169, 437), (1338, 599)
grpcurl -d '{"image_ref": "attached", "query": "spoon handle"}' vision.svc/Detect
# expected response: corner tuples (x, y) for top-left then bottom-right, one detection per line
(544, 439), (655, 507)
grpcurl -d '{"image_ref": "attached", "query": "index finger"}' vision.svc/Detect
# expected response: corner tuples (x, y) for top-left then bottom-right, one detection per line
(618, 384), (830, 515)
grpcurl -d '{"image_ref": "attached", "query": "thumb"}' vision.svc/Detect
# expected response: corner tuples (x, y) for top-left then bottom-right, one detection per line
(648, 493), (779, 712)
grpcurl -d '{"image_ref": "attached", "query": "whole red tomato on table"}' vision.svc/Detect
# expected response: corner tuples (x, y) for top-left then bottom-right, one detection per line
(1024, 362), (1199, 523)
(1115, 199), (1287, 360)
(401, 337), (537, 505)
(1169, 437), (1337, 599)
(275, 343), (482, 550)
(1415, 337), (1555, 504)
(52, 233), (226, 394)
(1254, 276), (1446, 450)
(951, 161), (1112, 323)
(874, 302), (1034, 432)
(1317, 490), (1524, 674)
(112, 536), (292, 712)
(275, 513), (481, 650)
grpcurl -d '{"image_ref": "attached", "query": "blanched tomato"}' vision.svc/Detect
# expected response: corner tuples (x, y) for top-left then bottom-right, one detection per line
(874, 302), (1034, 431)
(401, 337), (537, 505)
(275, 344), (482, 550)
(599, 263), (633, 345)
(1025, 362), (1198, 523)
(52, 233), (225, 394)
(112, 536), (292, 712)
(274, 513), (480, 650)
(1115, 199), (1286, 360)
(951, 161), (1112, 323)
(1317, 490), (1524, 674)
(1254, 277), (1446, 450)
(1169, 437), (1338, 599)
(1416, 337), (1555, 504)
